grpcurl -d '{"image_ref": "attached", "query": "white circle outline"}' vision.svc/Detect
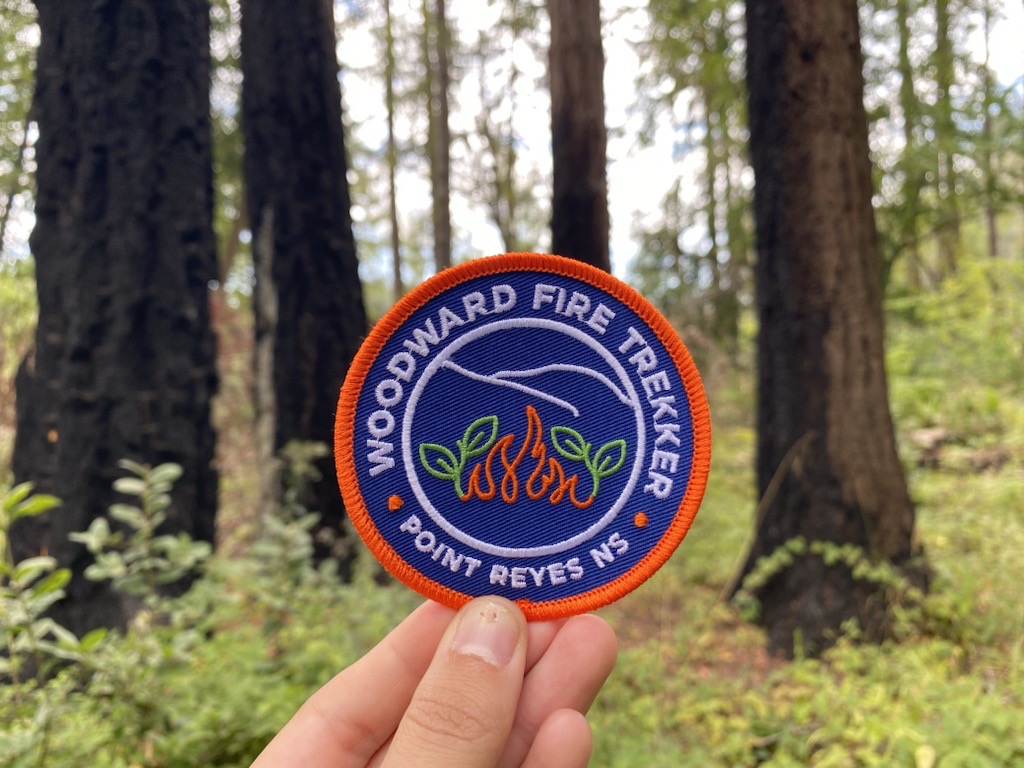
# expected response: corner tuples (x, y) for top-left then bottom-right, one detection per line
(401, 317), (646, 558)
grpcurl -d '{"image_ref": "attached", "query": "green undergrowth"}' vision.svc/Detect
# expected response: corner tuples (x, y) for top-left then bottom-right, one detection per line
(3, 254), (1024, 766)
(588, 442), (1024, 765)
(587, 254), (1024, 766)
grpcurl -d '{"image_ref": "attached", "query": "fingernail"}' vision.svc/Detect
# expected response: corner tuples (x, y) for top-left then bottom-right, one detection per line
(452, 600), (520, 667)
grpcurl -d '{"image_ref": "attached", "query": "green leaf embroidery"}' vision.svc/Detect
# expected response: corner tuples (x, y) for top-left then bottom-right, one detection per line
(550, 426), (590, 463)
(419, 443), (459, 481)
(462, 415), (499, 458)
(589, 439), (627, 497)
(594, 440), (627, 478)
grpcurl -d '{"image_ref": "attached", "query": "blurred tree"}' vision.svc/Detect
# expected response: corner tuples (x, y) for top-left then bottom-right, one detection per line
(385, 0), (404, 302)
(240, 0), (367, 569)
(424, 0), (452, 272)
(865, 0), (1019, 289)
(980, 3), (999, 258)
(933, 0), (961, 275)
(632, 0), (752, 352)
(12, 0), (220, 634)
(895, 0), (926, 289)
(466, 0), (549, 254)
(736, 0), (925, 656)
(547, 0), (610, 270)
(0, 0), (36, 260)
(210, 0), (248, 287)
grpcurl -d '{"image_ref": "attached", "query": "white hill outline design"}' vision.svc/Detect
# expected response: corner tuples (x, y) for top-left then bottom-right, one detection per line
(440, 361), (633, 418)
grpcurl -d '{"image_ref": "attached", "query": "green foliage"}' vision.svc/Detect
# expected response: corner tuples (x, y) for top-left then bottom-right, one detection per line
(1, 483), (77, 680)
(653, 637), (1024, 767)
(1, 483), (105, 767)
(888, 253), (1024, 446)
(0, 447), (420, 767)
(71, 461), (212, 606)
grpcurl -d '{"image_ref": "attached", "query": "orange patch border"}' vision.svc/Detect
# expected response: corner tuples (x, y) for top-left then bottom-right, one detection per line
(335, 252), (711, 620)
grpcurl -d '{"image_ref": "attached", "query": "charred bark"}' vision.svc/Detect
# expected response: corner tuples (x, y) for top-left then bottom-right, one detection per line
(547, 0), (610, 272)
(738, 0), (925, 656)
(12, 0), (219, 634)
(240, 0), (367, 570)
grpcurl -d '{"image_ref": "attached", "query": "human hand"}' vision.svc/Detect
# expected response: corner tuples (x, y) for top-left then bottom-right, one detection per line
(251, 596), (617, 768)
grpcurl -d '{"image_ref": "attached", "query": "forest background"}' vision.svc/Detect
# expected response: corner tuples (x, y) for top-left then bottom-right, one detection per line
(2, 0), (1024, 765)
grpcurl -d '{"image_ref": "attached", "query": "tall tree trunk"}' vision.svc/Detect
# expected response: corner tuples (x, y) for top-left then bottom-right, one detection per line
(701, 101), (731, 347)
(241, 0), (367, 569)
(547, 0), (610, 272)
(427, 0), (452, 272)
(737, 0), (924, 657)
(896, 0), (923, 290)
(934, 0), (960, 275)
(12, 0), (219, 635)
(385, 0), (403, 302)
(982, 4), (999, 258)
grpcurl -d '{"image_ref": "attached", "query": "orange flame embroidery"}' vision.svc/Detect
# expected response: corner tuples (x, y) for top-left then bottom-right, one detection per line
(461, 406), (594, 509)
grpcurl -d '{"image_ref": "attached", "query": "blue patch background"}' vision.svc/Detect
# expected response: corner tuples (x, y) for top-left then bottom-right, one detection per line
(350, 269), (696, 603)
(409, 323), (637, 550)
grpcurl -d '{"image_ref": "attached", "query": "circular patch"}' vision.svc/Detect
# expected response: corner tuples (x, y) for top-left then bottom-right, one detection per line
(335, 253), (711, 619)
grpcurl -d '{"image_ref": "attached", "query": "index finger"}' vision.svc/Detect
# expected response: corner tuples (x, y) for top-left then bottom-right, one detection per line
(251, 600), (455, 768)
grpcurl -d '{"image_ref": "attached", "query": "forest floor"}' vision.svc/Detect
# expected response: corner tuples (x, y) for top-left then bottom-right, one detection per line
(3, 252), (1023, 766)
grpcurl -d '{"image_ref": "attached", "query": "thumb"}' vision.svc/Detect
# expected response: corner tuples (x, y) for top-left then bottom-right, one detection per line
(381, 597), (528, 768)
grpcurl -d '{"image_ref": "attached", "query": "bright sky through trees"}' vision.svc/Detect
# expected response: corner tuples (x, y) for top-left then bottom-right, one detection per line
(3, 1), (1022, 277)
(339, 0), (1023, 277)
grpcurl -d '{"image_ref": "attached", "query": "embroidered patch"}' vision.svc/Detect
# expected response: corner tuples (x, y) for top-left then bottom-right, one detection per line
(335, 253), (711, 620)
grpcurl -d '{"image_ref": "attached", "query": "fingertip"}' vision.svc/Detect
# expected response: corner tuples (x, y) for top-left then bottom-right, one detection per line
(563, 613), (619, 677)
(450, 596), (528, 667)
(521, 709), (593, 768)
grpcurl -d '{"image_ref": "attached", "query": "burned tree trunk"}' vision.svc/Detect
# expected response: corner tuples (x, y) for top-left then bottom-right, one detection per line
(737, 0), (925, 656)
(547, 0), (610, 272)
(13, 0), (219, 634)
(240, 0), (367, 568)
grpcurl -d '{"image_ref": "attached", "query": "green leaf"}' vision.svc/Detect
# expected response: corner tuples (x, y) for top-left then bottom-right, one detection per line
(24, 588), (66, 617)
(113, 477), (147, 497)
(2, 482), (33, 512)
(11, 493), (61, 521)
(69, 517), (115, 551)
(117, 458), (148, 475)
(34, 617), (78, 648)
(28, 568), (71, 597)
(79, 627), (108, 651)
(550, 426), (589, 463)
(462, 415), (499, 458)
(109, 503), (145, 528)
(149, 463), (183, 486)
(150, 492), (172, 514)
(12, 556), (58, 586)
(594, 439), (627, 478)
(419, 443), (459, 481)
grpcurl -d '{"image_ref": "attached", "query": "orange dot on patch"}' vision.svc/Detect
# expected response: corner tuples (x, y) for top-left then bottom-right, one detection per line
(633, 512), (649, 528)
(387, 494), (404, 512)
